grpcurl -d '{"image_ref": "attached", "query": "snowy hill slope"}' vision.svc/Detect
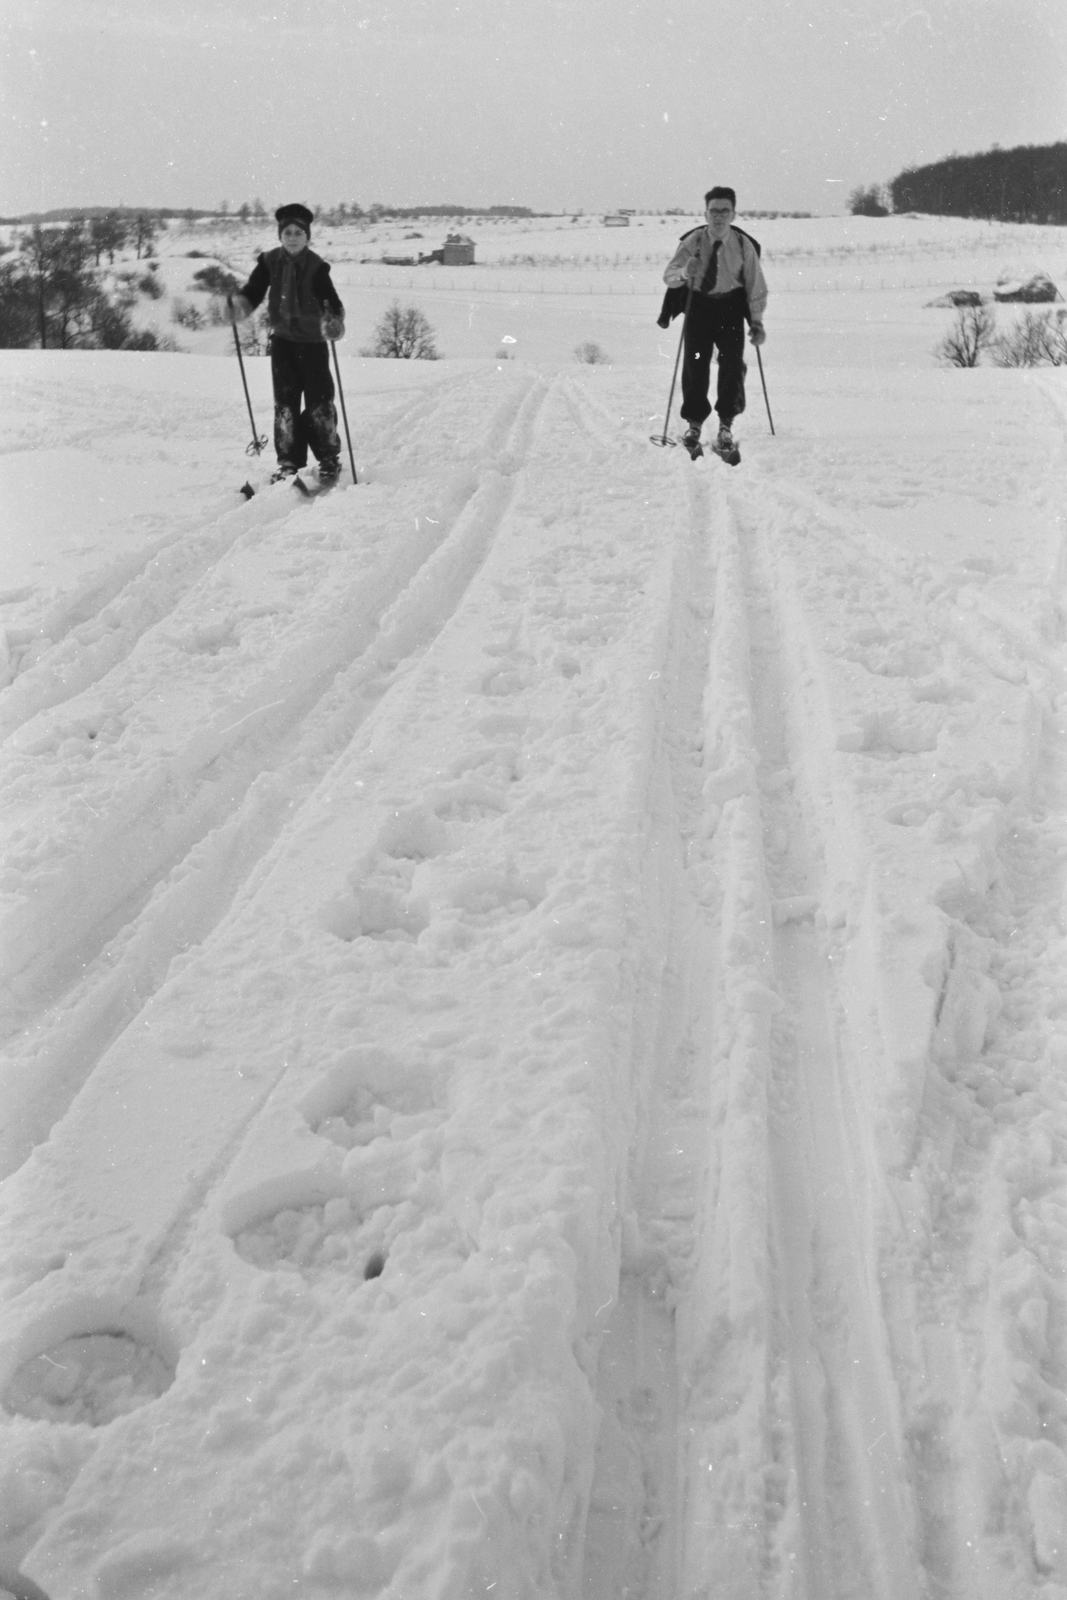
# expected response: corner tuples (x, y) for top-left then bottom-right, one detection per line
(1, 338), (1066, 1600)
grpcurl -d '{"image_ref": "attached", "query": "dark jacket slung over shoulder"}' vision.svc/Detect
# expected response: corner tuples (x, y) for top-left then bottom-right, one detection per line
(657, 225), (767, 328)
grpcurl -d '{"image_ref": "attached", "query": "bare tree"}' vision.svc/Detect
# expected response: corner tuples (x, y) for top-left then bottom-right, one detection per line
(20, 222), (98, 348)
(131, 212), (158, 259)
(991, 308), (1067, 367)
(574, 340), (610, 364)
(0, 223), (161, 350)
(0, 259), (36, 347)
(936, 304), (997, 367)
(848, 183), (890, 217)
(90, 211), (128, 264)
(362, 301), (439, 359)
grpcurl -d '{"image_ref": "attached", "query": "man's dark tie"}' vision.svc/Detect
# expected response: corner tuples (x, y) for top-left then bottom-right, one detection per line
(700, 238), (721, 294)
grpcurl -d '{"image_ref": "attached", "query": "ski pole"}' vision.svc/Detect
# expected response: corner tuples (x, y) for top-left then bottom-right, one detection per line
(650, 284), (693, 447)
(754, 341), (775, 436)
(228, 298), (267, 456)
(330, 341), (358, 485)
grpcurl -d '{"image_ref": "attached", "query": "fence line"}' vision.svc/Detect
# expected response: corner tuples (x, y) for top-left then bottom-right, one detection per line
(344, 271), (1003, 297)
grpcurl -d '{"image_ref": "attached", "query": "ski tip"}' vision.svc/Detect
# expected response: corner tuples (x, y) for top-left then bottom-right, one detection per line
(239, 481), (255, 499)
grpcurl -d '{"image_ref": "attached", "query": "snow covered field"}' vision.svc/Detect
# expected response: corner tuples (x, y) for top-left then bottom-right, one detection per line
(1, 217), (1066, 1600)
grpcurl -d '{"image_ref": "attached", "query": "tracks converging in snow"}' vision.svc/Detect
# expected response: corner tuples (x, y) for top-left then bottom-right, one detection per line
(1, 353), (1065, 1600)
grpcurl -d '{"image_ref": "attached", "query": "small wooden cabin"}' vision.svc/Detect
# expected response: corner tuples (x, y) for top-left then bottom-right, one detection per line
(442, 233), (476, 265)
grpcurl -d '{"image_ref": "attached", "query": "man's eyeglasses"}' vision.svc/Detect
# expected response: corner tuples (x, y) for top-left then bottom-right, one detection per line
(707, 206), (733, 216)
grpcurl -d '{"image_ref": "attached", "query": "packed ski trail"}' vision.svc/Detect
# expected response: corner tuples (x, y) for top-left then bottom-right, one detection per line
(1, 347), (1066, 1600)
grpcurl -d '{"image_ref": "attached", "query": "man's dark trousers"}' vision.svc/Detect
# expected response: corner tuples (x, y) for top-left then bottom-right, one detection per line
(680, 286), (748, 428)
(270, 338), (340, 468)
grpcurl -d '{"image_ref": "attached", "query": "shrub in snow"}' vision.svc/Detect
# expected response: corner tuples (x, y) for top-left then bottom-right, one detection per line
(574, 340), (611, 364)
(991, 308), (1067, 367)
(191, 263), (240, 296)
(927, 289), (985, 308)
(171, 297), (205, 331)
(362, 301), (439, 360)
(93, 305), (165, 350)
(228, 309), (269, 354)
(936, 304), (997, 367)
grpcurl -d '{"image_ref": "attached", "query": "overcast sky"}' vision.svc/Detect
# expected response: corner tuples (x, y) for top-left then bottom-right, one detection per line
(3, 0), (1065, 217)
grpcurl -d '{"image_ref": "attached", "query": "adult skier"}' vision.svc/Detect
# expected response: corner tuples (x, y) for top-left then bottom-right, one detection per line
(660, 187), (767, 461)
(226, 203), (346, 485)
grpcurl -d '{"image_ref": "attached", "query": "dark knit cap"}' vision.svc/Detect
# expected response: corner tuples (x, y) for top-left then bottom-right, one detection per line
(276, 203), (313, 236)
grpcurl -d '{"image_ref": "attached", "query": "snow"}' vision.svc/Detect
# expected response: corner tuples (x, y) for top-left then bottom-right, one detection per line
(1, 216), (1066, 1600)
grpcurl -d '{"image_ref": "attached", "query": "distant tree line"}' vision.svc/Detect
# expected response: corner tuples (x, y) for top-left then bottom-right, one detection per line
(310, 203), (538, 225)
(889, 142), (1067, 224)
(3, 206), (207, 228)
(212, 201), (539, 227)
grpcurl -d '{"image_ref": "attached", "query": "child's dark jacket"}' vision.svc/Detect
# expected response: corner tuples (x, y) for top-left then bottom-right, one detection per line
(239, 247), (344, 343)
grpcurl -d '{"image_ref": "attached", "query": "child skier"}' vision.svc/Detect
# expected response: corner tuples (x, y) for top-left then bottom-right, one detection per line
(227, 203), (346, 485)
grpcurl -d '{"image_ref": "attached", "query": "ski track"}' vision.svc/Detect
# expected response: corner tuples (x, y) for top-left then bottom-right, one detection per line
(1, 357), (1066, 1600)
(0, 368), (548, 1175)
(581, 461), (713, 1600)
(0, 365), (483, 734)
(737, 506), (918, 1600)
(707, 393), (1066, 1598)
(580, 363), (1067, 1600)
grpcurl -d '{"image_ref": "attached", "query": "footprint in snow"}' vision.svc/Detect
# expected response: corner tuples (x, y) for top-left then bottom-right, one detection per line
(228, 1048), (447, 1286)
(2, 1326), (176, 1428)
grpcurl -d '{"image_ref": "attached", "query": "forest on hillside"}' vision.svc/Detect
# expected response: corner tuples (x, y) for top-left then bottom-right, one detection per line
(889, 141), (1067, 224)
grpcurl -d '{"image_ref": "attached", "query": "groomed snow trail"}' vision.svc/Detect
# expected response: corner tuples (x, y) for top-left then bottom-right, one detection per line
(1, 353), (1066, 1600)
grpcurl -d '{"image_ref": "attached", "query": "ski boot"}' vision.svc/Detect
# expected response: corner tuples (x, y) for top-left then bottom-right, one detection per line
(710, 423), (741, 466)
